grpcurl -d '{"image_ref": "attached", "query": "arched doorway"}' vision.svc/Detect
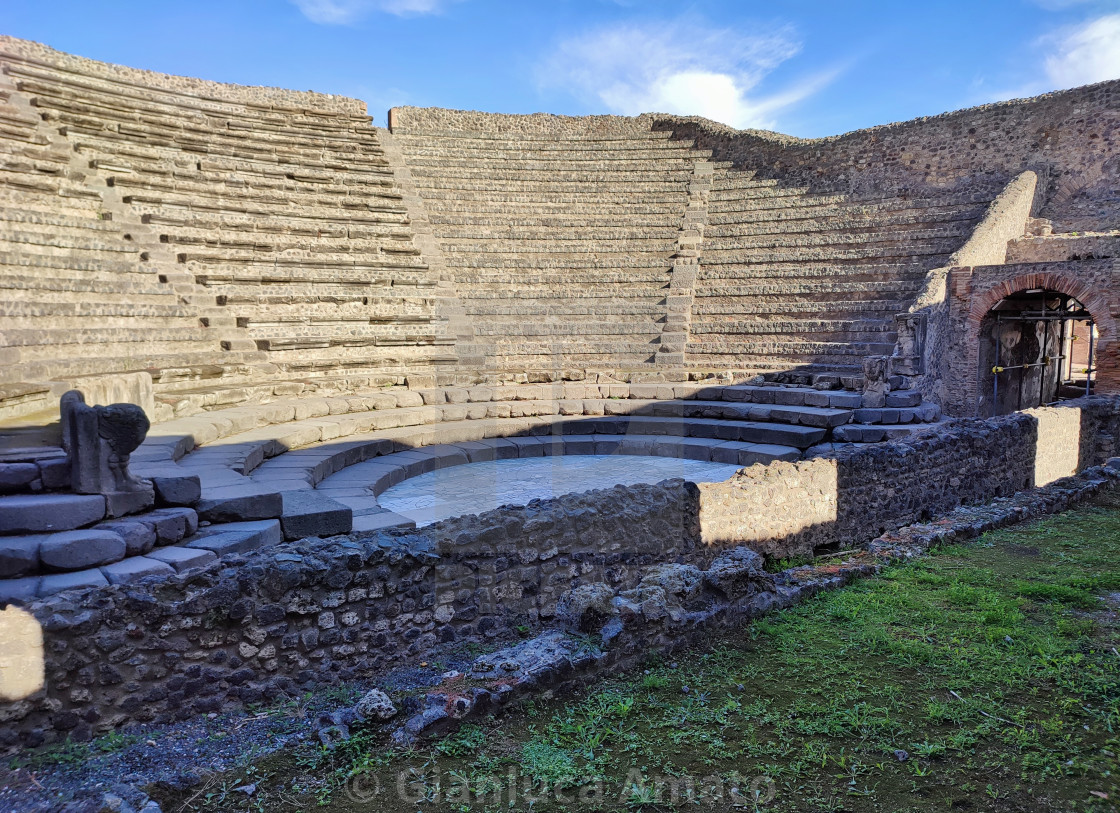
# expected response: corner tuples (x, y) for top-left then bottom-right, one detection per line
(977, 289), (1096, 417)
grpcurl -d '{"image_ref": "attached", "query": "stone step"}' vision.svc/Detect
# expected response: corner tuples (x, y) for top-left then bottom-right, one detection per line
(279, 490), (352, 539)
(702, 225), (971, 252)
(0, 205), (119, 233)
(693, 279), (925, 298)
(0, 492), (105, 534)
(0, 348), (265, 388)
(39, 101), (389, 161)
(392, 128), (680, 145)
(4, 59), (373, 124)
(141, 208), (410, 236)
(0, 227), (137, 255)
(409, 186), (686, 205)
(705, 196), (990, 226)
(415, 198), (684, 215)
(705, 208), (982, 239)
(158, 229), (417, 257)
(697, 259), (932, 281)
(433, 224), (681, 241)
(407, 164), (695, 182)
(184, 518), (283, 555)
(0, 299), (195, 322)
(691, 299), (911, 318)
(108, 171), (402, 205)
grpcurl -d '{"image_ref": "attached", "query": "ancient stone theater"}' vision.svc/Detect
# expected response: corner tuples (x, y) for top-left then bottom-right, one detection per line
(0, 34), (1119, 748)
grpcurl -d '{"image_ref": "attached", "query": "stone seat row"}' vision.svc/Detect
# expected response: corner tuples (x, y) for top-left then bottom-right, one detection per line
(401, 153), (704, 171)
(26, 85), (386, 150)
(30, 92), (390, 157)
(16, 70), (383, 133)
(697, 258), (934, 281)
(705, 191), (992, 223)
(391, 127), (684, 144)
(406, 165), (696, 183)
(107, 172), (403, 208)
(694, 278), (926, 298)
(419, 198), (687, 215)
(90, 151), (397, 191)
(707, 202), (990, 237)
(71, 134), (393, 181)
(2, 57), (370, 123)
(692, 299), (913, 318)
(135, 379), (927, 463)
(56, 118), (383, 169)
(139, 207), (411, 237)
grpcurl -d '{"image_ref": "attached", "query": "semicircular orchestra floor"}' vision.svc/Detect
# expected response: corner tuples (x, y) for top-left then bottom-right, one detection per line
(376, 454), (743, 526)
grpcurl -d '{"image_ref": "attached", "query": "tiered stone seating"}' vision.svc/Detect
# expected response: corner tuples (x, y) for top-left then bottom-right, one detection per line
(0, 38), (453, 418)
(0, 60), (234, 400)
(689, 170), (991, 373)
(393, 118), (700, 372)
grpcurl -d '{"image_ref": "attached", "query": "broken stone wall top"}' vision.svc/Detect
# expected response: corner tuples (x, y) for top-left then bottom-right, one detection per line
(0, 34), (368, 116)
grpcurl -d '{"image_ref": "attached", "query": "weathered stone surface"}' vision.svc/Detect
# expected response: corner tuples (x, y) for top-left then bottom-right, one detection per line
(0, 464), (38, 494)
(350, 511), (416, 533)
(151, 474), (202, 507)
(0, 536), (41, 578)
(0, 493), (105, 533)
(0, 576), (39, 604)
(145, 545), (217, 572)
(37, 567), (109, 597)
(38, 530), (126, 572)
(885, 390), (922, 408)
(94, 521), (157, 556)
(195, 488), (283, 523)
(139, 507), (199, 545)
(101, 556), (175, 585)
(62, 390), (154, 517)
(354, 688), (397, 722)
(279, 491), (352, 540)
(186, 519), (283, 555)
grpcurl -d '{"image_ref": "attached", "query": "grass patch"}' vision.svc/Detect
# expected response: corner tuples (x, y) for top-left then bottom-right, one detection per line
(158, 491), (1120, 812)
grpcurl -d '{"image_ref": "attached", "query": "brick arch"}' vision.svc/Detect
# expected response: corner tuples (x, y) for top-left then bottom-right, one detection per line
(965, 270), (1116, 342)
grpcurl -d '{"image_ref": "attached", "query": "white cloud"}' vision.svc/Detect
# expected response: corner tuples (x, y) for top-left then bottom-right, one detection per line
(293, 0), (454, 24)
(538, 21), (836, 130)
(1041, 13), (1120, 86)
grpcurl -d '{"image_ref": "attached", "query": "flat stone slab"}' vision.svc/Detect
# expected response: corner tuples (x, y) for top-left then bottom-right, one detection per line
(279, 491), (353, 540)
(145, 545), (217, 573)
(39, 530), (126, 572)
(101, 556), (175, 585)
(38, 567), (109, 597)
(186, 519), (283, 555)
(0, 493), (105, 533)
(195, 487), (283, 523)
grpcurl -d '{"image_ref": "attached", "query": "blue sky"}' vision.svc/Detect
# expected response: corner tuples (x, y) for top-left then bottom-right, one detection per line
(4, 0), (1120, 137)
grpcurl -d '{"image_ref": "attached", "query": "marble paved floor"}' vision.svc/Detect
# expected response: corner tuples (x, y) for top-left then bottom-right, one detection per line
(377, 454), (742, 527)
